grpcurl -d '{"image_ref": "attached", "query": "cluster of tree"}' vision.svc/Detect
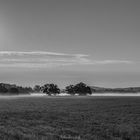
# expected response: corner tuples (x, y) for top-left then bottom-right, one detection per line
(33, 84), (61, 95)
(34, 82), (140, 95)
(34, 82), (92, 96)
(0, 83), (33, 94)
(1, 82), (139, 95)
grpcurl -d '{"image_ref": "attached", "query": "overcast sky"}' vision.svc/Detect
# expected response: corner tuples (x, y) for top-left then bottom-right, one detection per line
(0, 0), (140, 88)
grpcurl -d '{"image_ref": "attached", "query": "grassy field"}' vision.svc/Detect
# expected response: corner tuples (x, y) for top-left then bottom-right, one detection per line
(0, 96), (139, 140)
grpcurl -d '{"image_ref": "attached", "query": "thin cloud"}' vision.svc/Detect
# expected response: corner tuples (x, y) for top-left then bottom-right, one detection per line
(0, 51), (88, 57)
(0, 51), (133, 68)
(91, 60), (133, 65)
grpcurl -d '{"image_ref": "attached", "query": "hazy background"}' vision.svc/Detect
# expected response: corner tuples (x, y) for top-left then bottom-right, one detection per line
(0, 0), (140, 88)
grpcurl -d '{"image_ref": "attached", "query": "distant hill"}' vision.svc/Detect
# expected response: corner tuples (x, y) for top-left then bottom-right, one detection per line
(90, 86), (140, 93)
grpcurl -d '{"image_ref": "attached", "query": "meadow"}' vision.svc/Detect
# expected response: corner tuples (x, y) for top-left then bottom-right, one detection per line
(0, 96), (139, 140)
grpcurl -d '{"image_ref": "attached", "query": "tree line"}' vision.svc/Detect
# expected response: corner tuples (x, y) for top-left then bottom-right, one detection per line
(0, 83), (33, 94)
(34, 82), (92, 95)
(1, 82), (140, 95)
(35, 84), (140, 94)
(0, 82), (92, 95)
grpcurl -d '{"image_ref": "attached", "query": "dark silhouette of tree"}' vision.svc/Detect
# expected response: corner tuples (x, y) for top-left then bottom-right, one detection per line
(65, 85), (75, 95)
(0, 84), (8, 93)
(9, 87), (19, 94)
(42, 83), (60, 95)
(65, 82), (92, 95)
(74, 82), (92, 95)
(86, 86), (92, 95)
(33, 85), (41, 93)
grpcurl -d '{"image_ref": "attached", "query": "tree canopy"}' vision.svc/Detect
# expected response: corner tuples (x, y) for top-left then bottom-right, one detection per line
(66, 82), (92, 95)
(41, 83), (60, 95)
(9, 87), (19, 94)
(65, 85), (75, 95)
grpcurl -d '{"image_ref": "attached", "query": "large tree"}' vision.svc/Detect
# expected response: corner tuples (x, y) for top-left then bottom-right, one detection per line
(74, 82), (92, 95)
(65, 82), (92, 95)
(41, 83), (60, 95)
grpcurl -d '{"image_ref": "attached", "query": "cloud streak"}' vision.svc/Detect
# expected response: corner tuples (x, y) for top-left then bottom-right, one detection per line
(90, 60), (133, 65)
(0, 51), (88, 57)
(0, 51), (133, 68)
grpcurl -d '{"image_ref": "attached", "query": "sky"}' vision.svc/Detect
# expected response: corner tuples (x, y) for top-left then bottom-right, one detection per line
(0, 0), (140, 88)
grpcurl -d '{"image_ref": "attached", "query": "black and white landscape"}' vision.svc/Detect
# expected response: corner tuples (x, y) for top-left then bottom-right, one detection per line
(0, 0), (140, 139)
